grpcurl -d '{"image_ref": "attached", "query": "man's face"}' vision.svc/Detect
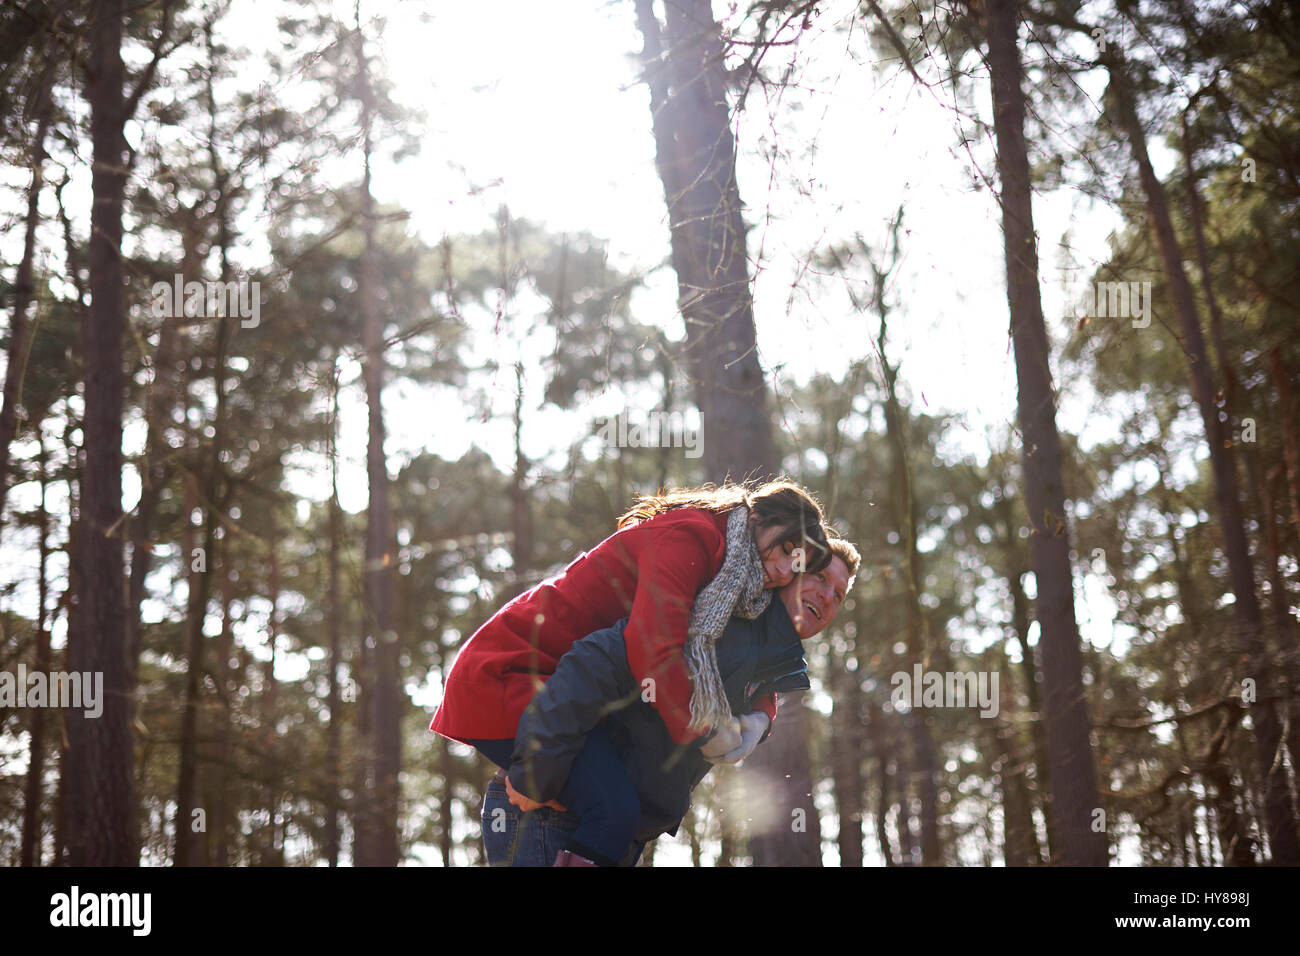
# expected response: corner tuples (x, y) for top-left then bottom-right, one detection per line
(779, 556), (850, 639)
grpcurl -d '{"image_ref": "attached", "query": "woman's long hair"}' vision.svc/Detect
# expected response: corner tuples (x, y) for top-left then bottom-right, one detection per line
(617, 479), (833, 574)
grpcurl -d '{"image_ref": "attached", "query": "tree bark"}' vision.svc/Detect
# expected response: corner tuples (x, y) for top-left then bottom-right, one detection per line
(1268, 348), (1300, 561)
(210, 551), (235, 866)
(325, 353), (344, 868)
(986, 0), (1105, 866)
(174, 466), (203, 864)
(830, 661), (864, 866)
(20, 435), (51, 865)
(865, 699), (897, 866)
(357, 5), (401, 866)
(0, 67), (53, 534)
(66, 0), (137, 866)
(994, 711), (1040, 866)
(260, 520), (283, 866)
(995, 494), (1055, 859)
(53, 412), (80, 864)
(633, 0), (775, 482)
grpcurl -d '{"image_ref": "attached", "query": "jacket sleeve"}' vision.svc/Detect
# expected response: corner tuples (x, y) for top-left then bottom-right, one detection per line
(508, 623), (638, 803)
(621, 524), (722, 746)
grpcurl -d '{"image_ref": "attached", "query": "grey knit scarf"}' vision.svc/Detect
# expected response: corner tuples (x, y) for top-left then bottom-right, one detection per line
(683, 506), (772, 734)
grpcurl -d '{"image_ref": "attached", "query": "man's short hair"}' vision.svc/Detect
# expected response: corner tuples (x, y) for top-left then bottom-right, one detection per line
(828, 538), (860, 592)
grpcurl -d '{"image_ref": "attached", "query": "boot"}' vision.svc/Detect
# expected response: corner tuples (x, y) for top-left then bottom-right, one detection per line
(552, 849), (599, 867)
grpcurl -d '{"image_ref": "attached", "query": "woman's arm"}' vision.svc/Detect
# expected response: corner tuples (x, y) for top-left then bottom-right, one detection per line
(620, 524), (726, 746)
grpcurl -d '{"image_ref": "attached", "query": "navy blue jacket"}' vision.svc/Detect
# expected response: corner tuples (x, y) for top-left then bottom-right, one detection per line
(509, 597), (810, 842)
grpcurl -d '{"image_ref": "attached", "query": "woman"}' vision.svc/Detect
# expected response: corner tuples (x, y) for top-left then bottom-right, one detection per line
(429, 479), (832, 864)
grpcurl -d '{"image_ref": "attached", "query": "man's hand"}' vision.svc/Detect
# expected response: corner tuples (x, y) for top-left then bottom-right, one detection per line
(504, 772), (567, 813)
(699, 717), (743, 759)
(707, 712), (769, 765)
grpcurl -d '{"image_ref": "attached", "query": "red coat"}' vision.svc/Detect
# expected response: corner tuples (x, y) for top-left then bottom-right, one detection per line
(430, 507), (779, 747)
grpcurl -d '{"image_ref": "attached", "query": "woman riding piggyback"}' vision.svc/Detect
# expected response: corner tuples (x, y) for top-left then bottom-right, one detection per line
(429, 479), (832, 784)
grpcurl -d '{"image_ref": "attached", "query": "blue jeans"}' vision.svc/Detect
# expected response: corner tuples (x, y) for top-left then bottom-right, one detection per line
(471, 733), (646, 867)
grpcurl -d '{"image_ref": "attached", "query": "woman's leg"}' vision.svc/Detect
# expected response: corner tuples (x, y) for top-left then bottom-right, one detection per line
(556, 721), (641, 867)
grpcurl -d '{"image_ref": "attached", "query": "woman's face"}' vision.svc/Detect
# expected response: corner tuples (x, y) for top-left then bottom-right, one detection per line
(754, 522), (800, 589)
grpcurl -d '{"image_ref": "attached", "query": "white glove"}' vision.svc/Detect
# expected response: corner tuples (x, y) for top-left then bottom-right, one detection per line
(700, 717), (742, 759)
(707, 712), (770, 765)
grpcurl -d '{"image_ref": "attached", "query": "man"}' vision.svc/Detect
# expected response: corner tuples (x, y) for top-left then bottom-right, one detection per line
(481, 538), (860, 866)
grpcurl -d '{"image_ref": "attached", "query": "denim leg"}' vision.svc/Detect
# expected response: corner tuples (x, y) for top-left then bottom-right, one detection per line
(481, 780), (648, 866)
(482, 777), (582, 866)
(481, 777), (522, 866)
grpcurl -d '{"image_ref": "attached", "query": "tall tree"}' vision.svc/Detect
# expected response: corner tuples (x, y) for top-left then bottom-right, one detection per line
(356, 1), (402, 867)
(66, 0), (139, 868)
(984, 0), (1105, 866)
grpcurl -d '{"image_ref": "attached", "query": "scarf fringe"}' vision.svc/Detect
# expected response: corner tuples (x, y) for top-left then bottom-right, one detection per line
(683, 507), (771, 733)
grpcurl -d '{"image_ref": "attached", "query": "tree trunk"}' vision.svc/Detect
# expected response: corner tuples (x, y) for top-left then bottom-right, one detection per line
(1205, 705), (1257, 866)
(996, 497), (1055, 860)
(511, 360), (532, 579)
(716, 771), (739, 867)
(633, 0), (775, 482)
(1107, 55), (1299, 863)
(210, 552), (235, 866)
(53, 412), (80, 864)
(261, 521), (283, 865)
(0, 68), (53, 534)
(685, 804), (702, 867)
(896, 735), (918, 865)
(830, 662), (864, 866)
(864, 700), (897, 867)
(994, 716), (1040, 866)
(994, 649), (1044, 866)
(325, 354), (344, 868)
(1268, 348), (1300, 565)
(907, 710), (942, 864)
(174, 467), (203, 865)
(20, 435), (51, 865)
(66, 0), (137, 866)
(351, 611), (375, 866)
(986, 0), (1105, 866)
(357, 7), (401, 866)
